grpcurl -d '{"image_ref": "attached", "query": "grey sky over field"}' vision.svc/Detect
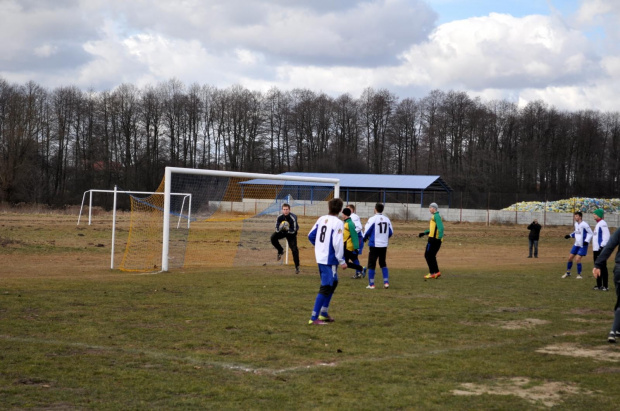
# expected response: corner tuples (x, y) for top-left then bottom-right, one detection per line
(1, 0), (618, 111)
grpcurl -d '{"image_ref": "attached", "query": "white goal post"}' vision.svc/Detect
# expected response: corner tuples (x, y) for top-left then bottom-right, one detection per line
(161, 167), (341, 272)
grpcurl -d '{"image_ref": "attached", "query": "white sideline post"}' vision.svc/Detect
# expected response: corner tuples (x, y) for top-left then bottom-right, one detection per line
(111, 185), (117, 269)
(161, 167), (340, 272)
(285, 194), (292, 265)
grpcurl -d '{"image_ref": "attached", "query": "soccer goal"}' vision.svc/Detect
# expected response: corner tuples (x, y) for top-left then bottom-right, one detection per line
(77, 187), (192, 270)
(121, 167), (340, 272)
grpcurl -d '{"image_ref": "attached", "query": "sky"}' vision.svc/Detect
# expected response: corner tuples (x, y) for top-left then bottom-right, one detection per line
(1, 0), (619, 111)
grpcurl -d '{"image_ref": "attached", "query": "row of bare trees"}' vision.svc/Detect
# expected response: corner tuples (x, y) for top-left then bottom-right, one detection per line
(1, 77), (619, 206)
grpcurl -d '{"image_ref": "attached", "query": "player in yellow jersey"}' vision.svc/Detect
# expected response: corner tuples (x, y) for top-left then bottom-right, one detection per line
(419, 203), (444, 279)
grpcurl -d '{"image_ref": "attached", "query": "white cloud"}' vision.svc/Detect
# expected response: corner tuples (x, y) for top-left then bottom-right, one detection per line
(2, 0), (620, 111)
(33, 44), (58, 57)
(574, 0), (618, 25)
(100, 0), (436, 66)
(396, 13), (596, 90)
(234, 49), (262, 66)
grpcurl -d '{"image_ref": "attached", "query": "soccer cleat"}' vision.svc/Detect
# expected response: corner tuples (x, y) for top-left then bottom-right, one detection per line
(318, 314), (335, 322)
(351, 272), (362, 279)
(425, 272), (441, 279)
(384, 282), (389, 289)
(608, 331), (616, 343)
(593, 286), (600, 290)
(295, 266), (300, 274)
(561, 272), (571, 279)
(527, 255), (532, 258)
(366, 284), (375, 289)
(601, 287), (609, 291)
(576, 274), (583, 279)
(277, 253), (283, 261)
(308, 319), (328, 325)
(362, 267), (367, 278)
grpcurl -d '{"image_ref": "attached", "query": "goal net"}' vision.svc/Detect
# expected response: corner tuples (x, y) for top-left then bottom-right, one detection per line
(119, 168), (340, 272)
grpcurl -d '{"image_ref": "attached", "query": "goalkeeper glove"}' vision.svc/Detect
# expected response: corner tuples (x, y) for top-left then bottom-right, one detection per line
(564, 235), (571, 239)
(418, 232), (425, 238)
(583, 241), (589, 247)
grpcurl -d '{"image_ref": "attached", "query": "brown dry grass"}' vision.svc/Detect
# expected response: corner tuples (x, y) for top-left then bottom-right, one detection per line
(0, 210), (574, 278)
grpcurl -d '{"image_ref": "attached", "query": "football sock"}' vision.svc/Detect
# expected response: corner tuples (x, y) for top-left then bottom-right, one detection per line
(577, 263), (582, 274)
(321, 293), (334, 314)
(382, 267), (389, 283)
(566, 262), (573, 271)
(368, 269), (375, 284)
(311, 294), (326, 321)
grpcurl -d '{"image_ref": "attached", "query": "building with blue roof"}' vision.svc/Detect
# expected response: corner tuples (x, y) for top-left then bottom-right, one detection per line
(242, 173), (452, 207)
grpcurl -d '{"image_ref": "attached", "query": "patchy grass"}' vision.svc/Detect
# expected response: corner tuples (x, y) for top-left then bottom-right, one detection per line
(0, 212), (618, 409)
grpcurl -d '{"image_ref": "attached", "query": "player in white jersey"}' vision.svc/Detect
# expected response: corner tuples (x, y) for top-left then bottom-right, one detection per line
(363, 203), (393, 289)
(307, 198), (347, 325)
(347, 204), (365, 278)
(592, 208), (611, 290)
(562, 211), (593, 279)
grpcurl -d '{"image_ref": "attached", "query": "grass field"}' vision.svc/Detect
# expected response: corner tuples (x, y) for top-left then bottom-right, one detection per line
(1, 212), (619, 409)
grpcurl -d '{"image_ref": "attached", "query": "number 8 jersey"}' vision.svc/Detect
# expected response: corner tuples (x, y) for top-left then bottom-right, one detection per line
(363, 213), (393, 247)
(308, 215), (346, 266)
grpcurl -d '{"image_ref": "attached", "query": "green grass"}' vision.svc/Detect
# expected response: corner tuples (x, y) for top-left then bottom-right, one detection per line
(1, 213), (618, 409)
(1, 264), (619, 409)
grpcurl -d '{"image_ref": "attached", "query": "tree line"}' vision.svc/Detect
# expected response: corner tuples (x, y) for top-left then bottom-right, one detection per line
(1, 77), (619, 208)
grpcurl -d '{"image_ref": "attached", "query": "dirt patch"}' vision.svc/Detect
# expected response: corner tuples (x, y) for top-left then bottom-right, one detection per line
(452, 377), (590, 408)
(495, 307), (535, 313)
(570, 308), (609, 316)
(593, 366), (620, 374)
(537, 343), (620, 362)
(497, 318), (550, 330)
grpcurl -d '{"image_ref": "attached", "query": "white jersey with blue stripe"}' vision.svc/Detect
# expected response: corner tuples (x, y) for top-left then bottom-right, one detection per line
(350, 212), (363, 233)
(308, 215), (345, 266)
(571, 221), (593, 247)
(363, 213), (393, 247)
(592, 219), (610, 251)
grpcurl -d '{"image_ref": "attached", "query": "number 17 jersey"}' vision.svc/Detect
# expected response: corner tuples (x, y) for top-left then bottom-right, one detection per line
(363, 213), (393, 247)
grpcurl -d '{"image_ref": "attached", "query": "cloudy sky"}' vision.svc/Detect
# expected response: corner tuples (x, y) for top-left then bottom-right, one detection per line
(1, 0), (619, 111)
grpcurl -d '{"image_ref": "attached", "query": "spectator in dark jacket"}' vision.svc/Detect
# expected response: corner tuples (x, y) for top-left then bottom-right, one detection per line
(527, 219), (542, 258)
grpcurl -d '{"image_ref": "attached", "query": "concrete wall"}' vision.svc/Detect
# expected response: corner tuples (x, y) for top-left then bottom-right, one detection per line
(224, 199), (619, 228)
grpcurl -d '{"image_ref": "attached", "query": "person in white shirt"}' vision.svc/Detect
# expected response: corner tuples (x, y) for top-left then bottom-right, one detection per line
(347, 204), (365, 278)
(363, 203), (393, 289)
(592, 208), (611, 290)
(307, 198), (348, 325)
(562, 212), (593, 279)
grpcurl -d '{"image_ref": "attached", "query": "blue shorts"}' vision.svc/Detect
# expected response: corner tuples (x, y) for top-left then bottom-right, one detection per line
(570, 245), (588, 256)
(317, 264), (337, 286)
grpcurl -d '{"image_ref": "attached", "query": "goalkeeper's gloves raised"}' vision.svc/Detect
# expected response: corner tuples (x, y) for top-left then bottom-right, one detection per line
(418, 232), (426, 238)
(583, 241), (589, 247)
(564, 235), (571, 239)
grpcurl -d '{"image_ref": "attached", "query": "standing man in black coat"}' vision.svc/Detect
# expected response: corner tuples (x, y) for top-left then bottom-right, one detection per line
(527, 219), (542, 258)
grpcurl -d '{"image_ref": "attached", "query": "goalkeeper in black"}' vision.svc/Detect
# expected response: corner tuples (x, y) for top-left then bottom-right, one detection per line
(271, 203), (301, 273)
